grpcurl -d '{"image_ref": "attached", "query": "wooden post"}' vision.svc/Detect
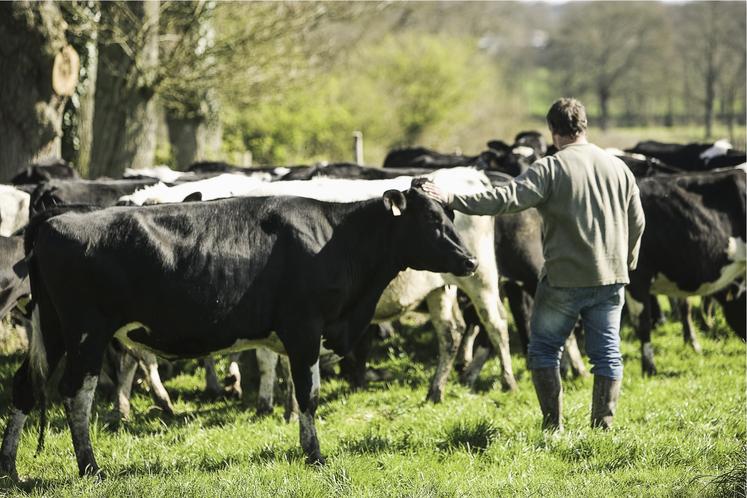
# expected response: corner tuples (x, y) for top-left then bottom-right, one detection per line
(353, 131), (364, 165)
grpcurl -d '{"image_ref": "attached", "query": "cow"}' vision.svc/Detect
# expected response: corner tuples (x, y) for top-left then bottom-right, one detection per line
(382, 146), (521, 173)
(626, 168), (746, 375)
(123, 165), (193, 183)
(108, 168), (518, 415)
(10, 158), (79, 185)
(626, 139), (746, 171)
(186, 161), (295, 180)
(29, 178), (160, 215)
(0, 186), (30, 236)
(0, 181), (476, 479)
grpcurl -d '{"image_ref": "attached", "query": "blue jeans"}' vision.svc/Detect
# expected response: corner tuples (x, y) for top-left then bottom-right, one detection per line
(527, 279), (625, 379)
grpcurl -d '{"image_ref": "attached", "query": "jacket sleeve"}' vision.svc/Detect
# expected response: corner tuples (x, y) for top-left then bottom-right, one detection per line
(448, 160), (553, 216)
(627, 184), (646, 270)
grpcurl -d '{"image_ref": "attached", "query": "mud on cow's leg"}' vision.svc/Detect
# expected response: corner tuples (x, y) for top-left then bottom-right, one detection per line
(61, 370), (102, 478)
(425, 286), (465, 403)
(288, 356), (324, 465)
(256, 347), (279, 416)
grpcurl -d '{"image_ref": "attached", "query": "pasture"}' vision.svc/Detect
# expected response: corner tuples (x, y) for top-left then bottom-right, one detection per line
(0, 307), (743, 497)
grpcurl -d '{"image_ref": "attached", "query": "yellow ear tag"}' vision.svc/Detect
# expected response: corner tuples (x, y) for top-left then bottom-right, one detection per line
(391, 205), (402, 216)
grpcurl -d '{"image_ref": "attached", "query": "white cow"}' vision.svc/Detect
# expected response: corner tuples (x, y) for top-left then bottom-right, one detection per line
(118, 173), (272, 206)
(0, 186), (30, 236)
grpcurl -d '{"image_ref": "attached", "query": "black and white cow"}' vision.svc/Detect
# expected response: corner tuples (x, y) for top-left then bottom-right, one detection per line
(626, 139), (746, 171)
(0, 183), (476, 478)
(383, 147), (515, 173)
(627, 168), (746, 375)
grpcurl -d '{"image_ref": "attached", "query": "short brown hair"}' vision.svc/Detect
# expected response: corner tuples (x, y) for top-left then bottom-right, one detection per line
(546, 98), (588, 137)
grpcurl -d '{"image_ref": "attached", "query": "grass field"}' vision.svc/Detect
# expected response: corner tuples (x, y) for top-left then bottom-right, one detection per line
(0, 308), (744, 497)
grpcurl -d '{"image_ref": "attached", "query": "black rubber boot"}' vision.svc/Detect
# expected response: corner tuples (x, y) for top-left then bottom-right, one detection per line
(591, 375), (622, 429)
(531, 368), (563, 431)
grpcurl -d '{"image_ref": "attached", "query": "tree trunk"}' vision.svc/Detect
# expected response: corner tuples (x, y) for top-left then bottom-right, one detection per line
(0, 2), (75, 182)
(76, 33), (98, 177)
(89, 1), (159, 179)
(166, 113), (206, 169)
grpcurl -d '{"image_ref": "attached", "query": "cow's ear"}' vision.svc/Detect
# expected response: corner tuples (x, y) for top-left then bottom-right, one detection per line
(182, 191), (202, 202)
(382, 189), (407, 217)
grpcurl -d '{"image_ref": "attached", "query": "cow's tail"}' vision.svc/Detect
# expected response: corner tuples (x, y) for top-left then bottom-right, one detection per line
(24, 205), (98, 456)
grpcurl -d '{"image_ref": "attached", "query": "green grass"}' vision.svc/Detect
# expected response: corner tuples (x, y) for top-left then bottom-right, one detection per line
(0, 310), (744, 497)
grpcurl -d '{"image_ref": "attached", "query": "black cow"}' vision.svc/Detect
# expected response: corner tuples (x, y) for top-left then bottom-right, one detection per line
(383, 147), (518, 173)
(283, 163), (438, 181)
(626, 140), (746, 171)
(29, 178), (159, 214)
(627, 168), (746, 375)
(11, 159), (79, 185)
(0, 185), (476, 478)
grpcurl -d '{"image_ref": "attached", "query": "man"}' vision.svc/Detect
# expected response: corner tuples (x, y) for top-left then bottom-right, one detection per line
(422, 98), (645, 431)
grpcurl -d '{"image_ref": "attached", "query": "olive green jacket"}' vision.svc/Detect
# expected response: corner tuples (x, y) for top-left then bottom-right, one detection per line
(450, 142), (646, 287)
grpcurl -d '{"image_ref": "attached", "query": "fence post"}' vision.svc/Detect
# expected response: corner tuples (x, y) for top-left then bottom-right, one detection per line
(353, 131), (364, 165)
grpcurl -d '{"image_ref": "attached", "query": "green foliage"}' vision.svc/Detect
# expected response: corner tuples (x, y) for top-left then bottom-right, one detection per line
(220, 34), (500, 165)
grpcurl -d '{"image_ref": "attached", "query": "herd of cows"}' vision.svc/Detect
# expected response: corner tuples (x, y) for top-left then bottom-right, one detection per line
(0, 131), (744, 479)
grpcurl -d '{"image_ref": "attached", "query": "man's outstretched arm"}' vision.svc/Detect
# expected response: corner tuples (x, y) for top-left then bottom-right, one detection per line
(422, 161), (553, 216)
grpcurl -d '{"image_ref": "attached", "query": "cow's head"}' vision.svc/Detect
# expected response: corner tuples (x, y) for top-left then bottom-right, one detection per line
(382, 181), (477, 276)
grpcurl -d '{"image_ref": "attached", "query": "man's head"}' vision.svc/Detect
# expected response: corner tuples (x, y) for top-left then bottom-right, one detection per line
(546, 98), (588, 148)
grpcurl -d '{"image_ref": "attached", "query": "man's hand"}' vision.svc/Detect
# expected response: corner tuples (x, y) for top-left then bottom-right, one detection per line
(420, 181), (453, 206)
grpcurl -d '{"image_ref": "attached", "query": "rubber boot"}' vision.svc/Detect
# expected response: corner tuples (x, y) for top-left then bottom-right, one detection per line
(591, 375), (621, 429)
(531, 368), (563, 431)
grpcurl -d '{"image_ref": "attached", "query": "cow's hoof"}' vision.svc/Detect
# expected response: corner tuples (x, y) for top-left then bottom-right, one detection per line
(224, 386), (242, 400)
(255, 403), (273, 417)
(305, 454), (326, 466)
(81, 465), (105, 481)
(0, 461), (19, 482)
(501, 374), (518, 392)
(642, 343), (657, 376)
(688, 340), (703, 354)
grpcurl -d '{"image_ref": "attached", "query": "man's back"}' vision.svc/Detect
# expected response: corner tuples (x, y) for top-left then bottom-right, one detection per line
(538, 142), (639, 286)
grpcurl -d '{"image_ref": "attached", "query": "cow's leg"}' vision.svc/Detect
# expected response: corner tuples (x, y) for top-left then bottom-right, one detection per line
(203, 357), (222, 396)
(459, 341), (491, 387)
(462, 285), (517, 392)
(339, 325), (375, 388)
(137, 351), (174, 415)
(504, 281), (531, 354)
(279, 355), (299, 423)
(256, 347), (279, 416)
(113, 349), (139, 421)
(0, 360), (32, 480)
(62, 372), (101, 477)
(627, 290), (656, 376)
(2, 304), (64, 480)
(679, 298), (702, 353)
(425, 286), (465, 403)
(288, 356), (324, 465)
(563, 330), (589, 378)
(225, 354), (242, 398)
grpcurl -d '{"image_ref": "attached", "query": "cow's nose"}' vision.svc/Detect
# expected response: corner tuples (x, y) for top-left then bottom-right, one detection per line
(463, 257), (479, 274)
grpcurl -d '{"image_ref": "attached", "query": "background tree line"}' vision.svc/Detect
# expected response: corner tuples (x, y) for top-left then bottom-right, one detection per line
(0, 0), (744, 181)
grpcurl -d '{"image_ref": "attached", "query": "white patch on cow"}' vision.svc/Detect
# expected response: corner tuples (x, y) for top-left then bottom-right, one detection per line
(118, 173), (272, 205)
(113, 322), (152, 353)
(651, 237), (746, 297)
(512, 145), (535, 158)
(391, 205), (401, 216)
(699, 139), (732, 162)
(220, 332), (287, 355)
(272, 167), (291, 177)
(124, 165), (187, 183)
(0, 185), (30, 236)
(642, 342), (654, 359)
